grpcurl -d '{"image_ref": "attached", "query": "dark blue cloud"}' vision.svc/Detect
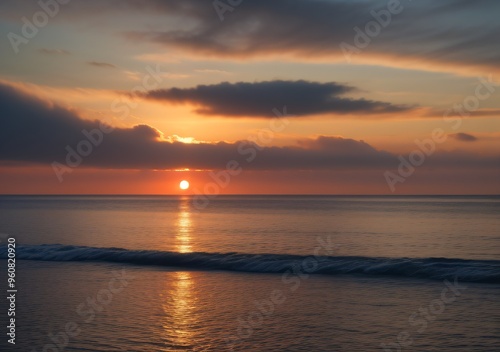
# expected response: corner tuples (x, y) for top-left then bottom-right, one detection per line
(144, 80), (412, 117)
(0, 83), (497, 171)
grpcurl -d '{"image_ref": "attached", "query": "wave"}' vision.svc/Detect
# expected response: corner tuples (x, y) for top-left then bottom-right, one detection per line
(1, 244), (499, 283)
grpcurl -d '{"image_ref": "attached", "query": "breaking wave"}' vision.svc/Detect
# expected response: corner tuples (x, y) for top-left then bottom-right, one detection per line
(1, 244), (499, 283)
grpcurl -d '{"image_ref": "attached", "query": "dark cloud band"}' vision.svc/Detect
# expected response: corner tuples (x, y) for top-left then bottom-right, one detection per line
(143, 80), (412, 117)
(0, 83), (497, 172)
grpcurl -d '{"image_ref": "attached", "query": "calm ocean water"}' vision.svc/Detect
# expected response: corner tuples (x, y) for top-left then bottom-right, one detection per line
(1, 195), (499, 351)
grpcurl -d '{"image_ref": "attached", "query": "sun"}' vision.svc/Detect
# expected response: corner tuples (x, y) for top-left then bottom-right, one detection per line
(179, 180), (190, 190)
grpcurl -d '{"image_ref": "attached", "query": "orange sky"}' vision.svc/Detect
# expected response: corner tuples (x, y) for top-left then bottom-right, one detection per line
(0, 0), (499, 194)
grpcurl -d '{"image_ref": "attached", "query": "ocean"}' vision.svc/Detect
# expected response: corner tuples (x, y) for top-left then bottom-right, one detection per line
(1, 195), (499, 351)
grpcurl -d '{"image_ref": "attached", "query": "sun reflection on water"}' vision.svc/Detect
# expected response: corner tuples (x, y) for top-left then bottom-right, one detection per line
(176, 196), (192, 253)
(161, 271), (198, 350)
(160, 197), (198, 350)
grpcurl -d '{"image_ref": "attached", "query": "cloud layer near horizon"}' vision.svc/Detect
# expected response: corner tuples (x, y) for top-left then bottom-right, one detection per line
(0, 82), (498, 172)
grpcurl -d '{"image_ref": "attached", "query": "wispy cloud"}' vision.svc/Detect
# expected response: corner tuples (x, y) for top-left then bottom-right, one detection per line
(449, 133), (478, 142)
(120, 0), (500, 76)
(38, 48), (71, 55)
(87, 61), (117, 69)
(2, 0), (498, 76)
(195, 69), (231, 75)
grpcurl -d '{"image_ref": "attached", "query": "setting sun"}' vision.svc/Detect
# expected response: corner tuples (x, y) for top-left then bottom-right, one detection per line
(1, 1), (499, 351)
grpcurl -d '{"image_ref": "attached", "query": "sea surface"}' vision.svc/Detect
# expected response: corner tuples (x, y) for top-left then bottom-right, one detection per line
(0, 195), (499, 351)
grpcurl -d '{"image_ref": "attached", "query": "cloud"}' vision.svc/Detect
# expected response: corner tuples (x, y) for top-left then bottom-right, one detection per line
(38, 48), (71, 55)
(143, 80), (413, 117)
(87, 61), (117, 69)
(1, 1), (497, 75)
(425, 108), (500, 119)
(119, 0), (500, 76)
(0, 82), (498, 172)
(195, 69), (231, 75)
(449, 133), (478, 142)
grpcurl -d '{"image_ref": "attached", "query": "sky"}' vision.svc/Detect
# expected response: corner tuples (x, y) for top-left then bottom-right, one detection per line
(0, 0), (499, 194)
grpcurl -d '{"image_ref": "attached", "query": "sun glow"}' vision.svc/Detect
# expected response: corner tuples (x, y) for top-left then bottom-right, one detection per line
(179, 180), (190, 190)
